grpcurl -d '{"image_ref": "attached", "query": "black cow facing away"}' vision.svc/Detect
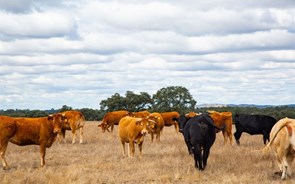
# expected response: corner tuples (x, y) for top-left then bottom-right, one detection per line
(234, 114), (277, 145)
(173, 114), (224, 170)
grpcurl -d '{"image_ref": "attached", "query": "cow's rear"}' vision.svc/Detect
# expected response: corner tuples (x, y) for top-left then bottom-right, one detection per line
(264, 118), (295, 180)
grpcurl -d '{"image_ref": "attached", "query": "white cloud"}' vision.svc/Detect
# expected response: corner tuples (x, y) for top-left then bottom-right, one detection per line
(0, 11), (76, 38)
(0, 0), (295, 110)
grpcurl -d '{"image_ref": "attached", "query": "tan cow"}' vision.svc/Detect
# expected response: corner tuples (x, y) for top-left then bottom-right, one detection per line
(160, 111), (180, 132)
(263, 118), (295, 180)
(98, 110), (129, 133)
(149, 112), (165, 142)
(60, 110), (85, 144)
(118, 115), (156, 158)
(0, 114), (66, 169)
(207, 110), (233, 145)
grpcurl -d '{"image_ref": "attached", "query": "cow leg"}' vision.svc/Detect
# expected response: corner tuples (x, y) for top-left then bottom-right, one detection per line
(229, 134), (233, 145)
(185, 139), (194, 155)
(262, 130), (268, 145)
(275, 154), (283, 175)
(79, 126), (83, 144)
(0, 139), (9, 169)
(150, 133), (154, 142)
(202, 146), (211, 170)
(183, 133), (193, 155)
(120, 140), (126, 156)
(222, 130), (228, 145)
(111, 124), (115, 135)
(39, 144), (46, 167)
(156, 132), (160, 142)
(286, 156), (294, 178)
(138, 141), (143, 158)
(234, 131), (242, 145)
(71, 128), (77, 144)
(276, 147), (289, 180)
(281, 158), (289, 180)
(129, 141), (135, 158)
(193, 145), (203, 170)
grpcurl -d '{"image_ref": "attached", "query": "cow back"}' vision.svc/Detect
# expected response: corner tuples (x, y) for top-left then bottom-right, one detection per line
(9, 117), (52, 146)
(130, 111), (150, 118)
(160, 111), (180, 126)
(103, 110), (129, 125)
(235, 114), (276, 134)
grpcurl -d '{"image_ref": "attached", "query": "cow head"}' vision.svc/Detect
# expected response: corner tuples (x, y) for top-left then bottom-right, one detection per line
(135, 116), (155, 136)
(173, 115), (190, 133)
(48, 113), (67, 134)
(145, 115), (158, 133)
(98, 122), (111, 133)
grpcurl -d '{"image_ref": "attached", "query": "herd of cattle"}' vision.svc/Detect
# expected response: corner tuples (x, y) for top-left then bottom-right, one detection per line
(0, 110), (295, 180)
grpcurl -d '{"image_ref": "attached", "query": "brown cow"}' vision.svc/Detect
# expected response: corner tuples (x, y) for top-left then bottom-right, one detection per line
(118, 115), (156, 158)
(207, 110), (233, 145)
(98, 110), (129, 133)
(263, 118), (295, 180)
(185, 111), (200, 118)
(0, 114), (66, 169)
(60, 110), (85, 144)
(130, 110), (150, 118)
(160, 111), (180, 132)
(149, 112), (165, 142)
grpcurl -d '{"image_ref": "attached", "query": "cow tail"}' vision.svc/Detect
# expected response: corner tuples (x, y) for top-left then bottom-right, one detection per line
(262, 119), (291, 155)
(261, 144), (271, 156)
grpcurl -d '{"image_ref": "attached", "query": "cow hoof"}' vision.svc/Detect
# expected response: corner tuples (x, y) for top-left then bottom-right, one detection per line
(274, 171), (282, 176)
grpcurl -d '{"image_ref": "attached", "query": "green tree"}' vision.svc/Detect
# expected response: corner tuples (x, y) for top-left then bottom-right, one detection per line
(100, 91), (153, 112)
(152, 86), (196, 114)
(59, 105), (73, 112)
(100, 93), (126, 111)
(79, 108), (102, 121)
(124, 91), (152, 111)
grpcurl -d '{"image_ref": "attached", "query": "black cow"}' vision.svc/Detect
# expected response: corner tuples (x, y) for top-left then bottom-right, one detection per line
(174, 114), (224, 170)
(234, 114), (277, 145)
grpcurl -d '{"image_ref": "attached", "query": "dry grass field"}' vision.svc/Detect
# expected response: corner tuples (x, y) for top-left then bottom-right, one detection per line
(1, 121), (294, 184)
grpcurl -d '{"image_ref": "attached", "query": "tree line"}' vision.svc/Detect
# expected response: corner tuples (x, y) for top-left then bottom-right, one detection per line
(1, 86), (294, 121)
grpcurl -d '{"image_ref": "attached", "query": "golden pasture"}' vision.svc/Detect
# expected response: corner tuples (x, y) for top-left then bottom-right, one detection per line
(0, 121), (294, 184)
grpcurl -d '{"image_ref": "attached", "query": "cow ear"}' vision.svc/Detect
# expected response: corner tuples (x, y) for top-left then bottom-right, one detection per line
(48, 115), (53, 121)
(136, 119), (142, 125)
(61, 113), (66, 120)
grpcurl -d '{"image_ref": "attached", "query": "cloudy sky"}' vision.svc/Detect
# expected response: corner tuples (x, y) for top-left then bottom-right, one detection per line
(1, 0), (295, 110)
